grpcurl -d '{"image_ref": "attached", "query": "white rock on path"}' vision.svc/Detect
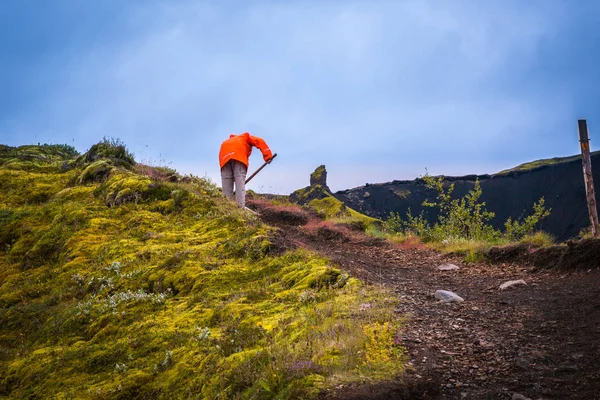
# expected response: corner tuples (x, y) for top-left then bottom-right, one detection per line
(437, 263), (459, 271)
(434, 290), (464, 303)
(511, 393), (531, 400)
(500, 279), (527, 290)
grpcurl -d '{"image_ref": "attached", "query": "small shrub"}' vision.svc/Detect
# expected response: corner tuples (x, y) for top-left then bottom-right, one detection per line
(505, 198), (551, 240)
(384, 208), (431, 239)
(385, 173), (552, 249)
(422, 176), (498, 242)
(383, 211), (404, 234)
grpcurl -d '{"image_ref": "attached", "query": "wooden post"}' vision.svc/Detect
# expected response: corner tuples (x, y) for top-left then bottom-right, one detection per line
(578, 119), (599, 237)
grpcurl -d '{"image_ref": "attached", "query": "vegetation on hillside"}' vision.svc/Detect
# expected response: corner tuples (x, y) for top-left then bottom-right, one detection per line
(290, 184), (380, 232)
(384, 174), (553, 260)
(0, 142), (404, 399)
(310, 166), (326, 185)
(495, 150), (600, 175)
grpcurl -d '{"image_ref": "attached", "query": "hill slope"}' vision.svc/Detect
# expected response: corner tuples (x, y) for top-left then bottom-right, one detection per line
(249, 194), (600, 399)
(335, 152), (600, 241)
(0, 142), (404, 399)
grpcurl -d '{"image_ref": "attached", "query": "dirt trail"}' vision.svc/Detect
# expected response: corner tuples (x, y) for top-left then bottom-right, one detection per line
(249, 200), (600, 400)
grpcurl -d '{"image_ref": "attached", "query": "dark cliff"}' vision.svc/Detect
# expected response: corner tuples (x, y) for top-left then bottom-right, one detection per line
(334, 152), (600, 241)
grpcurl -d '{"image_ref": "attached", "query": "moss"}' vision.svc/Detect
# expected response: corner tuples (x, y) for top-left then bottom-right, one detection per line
(290, 181), (380, 231)
(312, 166), (325, 180)
(496, 151), (600, 175)
(307, 197), (380, 231)
(393, 189), (411, 199)
(0, 169), (78, 207)
(0, 144), (78, 173)
(346, 208), (381, 229)
(289, 184), (330, 205)
(99, 172), (176, 207)
(0, 208), (29, 251)
(79, 160), (113, 184)
(78, 138), (135, 169)
(309, 197), (348, 219)
(310, 165), (326, 185)
(0, 143), (405, 399)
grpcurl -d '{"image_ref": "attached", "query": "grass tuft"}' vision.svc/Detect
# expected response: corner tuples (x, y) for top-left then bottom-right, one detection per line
(519, 231), (555, 248)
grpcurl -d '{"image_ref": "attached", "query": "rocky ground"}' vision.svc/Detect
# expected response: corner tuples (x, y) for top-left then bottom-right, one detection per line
(248, 200), (600, 400)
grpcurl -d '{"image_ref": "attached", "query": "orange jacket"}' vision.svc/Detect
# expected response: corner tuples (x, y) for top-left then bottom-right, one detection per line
(219, 133), (273, 169)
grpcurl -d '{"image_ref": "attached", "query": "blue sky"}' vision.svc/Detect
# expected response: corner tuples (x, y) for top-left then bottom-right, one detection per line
(1, 0), (600, 194)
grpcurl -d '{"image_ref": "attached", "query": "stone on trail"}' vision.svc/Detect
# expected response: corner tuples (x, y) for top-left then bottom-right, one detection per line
(437, 263), (459, 271)
(511, 393), (531, 400)
(434, 290), (464, 303)
(500, 279), (527, 290)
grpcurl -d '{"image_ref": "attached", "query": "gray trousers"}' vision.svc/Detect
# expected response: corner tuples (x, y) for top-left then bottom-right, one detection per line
(221, 160), (248, 207)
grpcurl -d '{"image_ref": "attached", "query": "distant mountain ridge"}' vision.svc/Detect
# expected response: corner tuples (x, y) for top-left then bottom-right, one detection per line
(333, 151), (600, 241)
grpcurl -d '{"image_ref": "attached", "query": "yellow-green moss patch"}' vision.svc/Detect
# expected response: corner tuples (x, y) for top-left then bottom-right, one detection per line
(0, 142), (405, 399)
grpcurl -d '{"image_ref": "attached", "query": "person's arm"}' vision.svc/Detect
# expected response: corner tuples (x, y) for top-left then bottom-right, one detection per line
(248, 134), (273, 162)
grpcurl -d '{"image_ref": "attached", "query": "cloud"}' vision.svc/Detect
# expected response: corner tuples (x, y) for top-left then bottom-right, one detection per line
(1, 0), (575, 193)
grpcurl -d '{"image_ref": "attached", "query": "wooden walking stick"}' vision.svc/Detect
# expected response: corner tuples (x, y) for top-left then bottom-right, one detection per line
(245, 153), (277, 184)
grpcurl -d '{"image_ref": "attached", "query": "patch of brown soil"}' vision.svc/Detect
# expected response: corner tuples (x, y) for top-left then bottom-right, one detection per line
(313, 222), (351, 242)
(320, 376), (441, 400)
(247, 199), (311, 226)
(487, 243), (532, 263)
(488, 238), (600, 271)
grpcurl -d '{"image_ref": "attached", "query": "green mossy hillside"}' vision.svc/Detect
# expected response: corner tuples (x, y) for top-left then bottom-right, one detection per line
(76, 138), (135, 169)
(291, 184), (380, 231)
(289, 184), (330, 204)
(0, 144), (79, 173)
(496, 150), (600, 175)
(309, 197), (380, 231)
(0, 142), (404, 399)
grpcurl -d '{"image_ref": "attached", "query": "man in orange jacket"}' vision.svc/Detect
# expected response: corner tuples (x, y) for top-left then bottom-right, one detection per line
(219, 132), (273, 208)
